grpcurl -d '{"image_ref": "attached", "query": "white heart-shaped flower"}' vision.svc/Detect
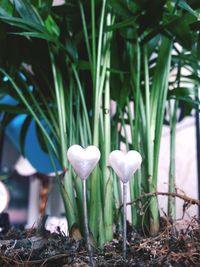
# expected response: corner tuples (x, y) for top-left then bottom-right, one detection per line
(109, 150), (142, 183)
(67, 145), (101, 180)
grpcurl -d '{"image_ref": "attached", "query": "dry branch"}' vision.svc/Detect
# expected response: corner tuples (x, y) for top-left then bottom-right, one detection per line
(119, 191), (200, 211)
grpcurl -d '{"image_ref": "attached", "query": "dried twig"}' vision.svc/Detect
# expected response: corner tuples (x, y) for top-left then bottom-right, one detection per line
(120, 191), (200, 211)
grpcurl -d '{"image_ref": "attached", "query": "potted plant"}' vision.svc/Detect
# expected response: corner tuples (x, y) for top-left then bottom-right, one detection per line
(0, 0), (200, 265)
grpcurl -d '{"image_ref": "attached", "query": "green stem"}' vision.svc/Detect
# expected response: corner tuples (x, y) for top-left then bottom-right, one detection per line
(168, 100), (178, 221)
(130, 41), (141, 227)
(89, 0), (107, 244)
(144, 46), (153, 178)
(91, 0), (96, 87)
(50, 52), (80, 231)
(149, 37), (173, 236)
(93, 0), (106, 145)
(79, 1), (93, 80)
(50, 52), (67, 167)
(103, 13), (113, 241)
(72, 65), (92, 142)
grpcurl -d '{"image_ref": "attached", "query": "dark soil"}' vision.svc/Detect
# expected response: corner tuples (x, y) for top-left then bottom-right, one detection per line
(0, 216), (200, 267)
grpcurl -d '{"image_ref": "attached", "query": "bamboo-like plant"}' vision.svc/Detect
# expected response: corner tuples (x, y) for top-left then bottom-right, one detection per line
(107, 0), (200, 235)
(0, 0), (199, 246)
(0, 0), (118, 246)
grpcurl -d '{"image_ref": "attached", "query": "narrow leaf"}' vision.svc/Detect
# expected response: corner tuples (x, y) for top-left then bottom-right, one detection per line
(13, 0), (42, 24)
(178, 0), (198, 18)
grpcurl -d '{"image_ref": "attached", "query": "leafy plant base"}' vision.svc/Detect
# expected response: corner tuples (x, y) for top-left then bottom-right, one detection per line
(0, 218), (199, 266)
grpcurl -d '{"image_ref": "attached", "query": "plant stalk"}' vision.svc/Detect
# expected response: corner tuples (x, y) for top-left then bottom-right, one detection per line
(91, 0), (96, 86)
(103, 44), (113, 241)
(130, 41), (141, 227)
(168, 100), (178, 221)
(149, 38), (172, 236)
(144, 46), (153, 179)
(89, 0), (107, 244)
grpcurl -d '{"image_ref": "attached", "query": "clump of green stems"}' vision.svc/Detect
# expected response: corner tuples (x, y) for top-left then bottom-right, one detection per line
(0, 0), (199, 247)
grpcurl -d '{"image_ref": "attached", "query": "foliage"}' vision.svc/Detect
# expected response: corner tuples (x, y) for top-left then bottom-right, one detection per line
(0, 0), (199, 246)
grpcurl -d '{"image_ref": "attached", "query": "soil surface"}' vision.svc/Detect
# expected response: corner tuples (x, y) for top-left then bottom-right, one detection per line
(0, 216), (199, 266)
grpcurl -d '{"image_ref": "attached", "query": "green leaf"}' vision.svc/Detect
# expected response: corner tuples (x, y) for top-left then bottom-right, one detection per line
(107, 0), (133, 18)
(164, 14), (195, 49)
(181, 74), (200, 85)
(13, 0), (42, 25)
(44, 15), (60, 37)
(168, 87), (196, 98)
(178, 0), (199, 18)
(170, 95), (200, 116)
(0, 1), (13, 15)
(168, 85), (199, 117)
(0, 15), (46, 33)
(10, 31), (57, 42)
(168, 87), (200, 109)
(31, 0), (53, 20)
(65, 39), (78, 61)
(105, 17), (136, 32)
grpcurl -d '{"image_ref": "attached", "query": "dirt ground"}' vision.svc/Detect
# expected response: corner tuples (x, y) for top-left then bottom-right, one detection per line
(0, 216), (199, 267)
